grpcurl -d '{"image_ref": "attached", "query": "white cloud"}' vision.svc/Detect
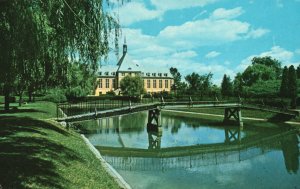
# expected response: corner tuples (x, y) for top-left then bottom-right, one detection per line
(150, 0), (218, 11)
(205, 51), (221, 59)
(159, 19), (250, 48)
(295, 49), (300, 54)
(210, 7), (244, 20)
(246, 28), (270, 39)
(171, 51), (198, 59)
(113, 2), (162, 26)
(237, 46), (297, 72)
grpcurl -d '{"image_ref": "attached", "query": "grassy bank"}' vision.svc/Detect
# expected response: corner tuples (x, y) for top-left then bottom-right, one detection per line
(0, 101), (119, 189)
(164, 107), (300, 125)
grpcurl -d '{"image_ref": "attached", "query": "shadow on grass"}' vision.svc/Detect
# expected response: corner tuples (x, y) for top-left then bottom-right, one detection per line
(0, 108), (47, 114)
(268, 113), (296, 122)
(0, 117), (78, 189)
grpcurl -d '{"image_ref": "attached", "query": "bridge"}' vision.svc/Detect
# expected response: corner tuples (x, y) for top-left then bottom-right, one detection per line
(56, 99), (298, 129)
(96, 129), (299, 171)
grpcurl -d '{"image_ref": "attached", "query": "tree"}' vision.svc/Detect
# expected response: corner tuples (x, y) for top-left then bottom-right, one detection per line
(280, 66), (289, 98)
(185, 73), (201, 94)
(120, 75), (145, 97)
(287, 65), (297, 108)
(233, 73), (243, 96)
(0, 0), (120, 110)
(241, 56), (282, 87)
(170, 67), (181, 86)
(296, 65), (300, 78)
(185, 72), (213, 96)
(169, 67), (187, 94)
(221, 74), (233, 97)
(251, 56), (282, 78)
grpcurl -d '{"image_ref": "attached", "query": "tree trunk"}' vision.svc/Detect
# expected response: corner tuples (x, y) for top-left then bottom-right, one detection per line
(28, 91), (32, 102)
(4, 84), (10, 111)
(19, 92), (23, 107)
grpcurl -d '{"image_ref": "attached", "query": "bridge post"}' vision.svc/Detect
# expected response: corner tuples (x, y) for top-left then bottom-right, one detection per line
(224, 107), (243, 127)
(147, 108), (162, 132)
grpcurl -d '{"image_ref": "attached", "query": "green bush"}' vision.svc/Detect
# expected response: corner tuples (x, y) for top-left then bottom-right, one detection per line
(65, 87), (87, 101)
(43, 89), (67, 103)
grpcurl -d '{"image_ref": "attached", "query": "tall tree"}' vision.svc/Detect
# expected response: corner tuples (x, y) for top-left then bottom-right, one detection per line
(287, 65), (297, 108)
(233, 73), (243, 96)
(280, 66), (289, 98)
(221, 74), (233, 97)
(0, 0), (120, 110)
(296, 65), (300, 78)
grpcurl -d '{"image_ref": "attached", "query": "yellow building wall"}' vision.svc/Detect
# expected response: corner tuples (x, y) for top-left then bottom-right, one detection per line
(95, 76), (173, 96)
(94, 78), (116, 95)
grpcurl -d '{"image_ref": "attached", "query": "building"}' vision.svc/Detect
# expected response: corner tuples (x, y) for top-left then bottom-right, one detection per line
(94, 41), (174, 96)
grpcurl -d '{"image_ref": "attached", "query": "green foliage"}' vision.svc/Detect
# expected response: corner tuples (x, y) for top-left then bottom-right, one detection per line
(0, 0), (120, 109)
(42, 88), (67, 103)
(251, 56), (281, 77)
(233, 73), (243, 96)
(287, 65), (297, 108)
(185, 72), (213, 95)
(244, 80), (281, 98)
(221, 74), (233, 97)
(120, 75), (145, 97)
(170, 67), (187, 94)
(297, 65), (300, 78)
(280, 66), (289, 97)
(65, 87), (87, 100)
(240, 56), (281, 87)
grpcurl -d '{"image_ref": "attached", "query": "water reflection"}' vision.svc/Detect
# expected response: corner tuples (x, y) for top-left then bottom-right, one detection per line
(76, 112), (300, 175)
(77, 112), (300, 188)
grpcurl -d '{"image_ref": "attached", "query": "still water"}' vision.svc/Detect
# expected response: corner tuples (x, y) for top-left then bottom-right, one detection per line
(76, 111), (300, 189)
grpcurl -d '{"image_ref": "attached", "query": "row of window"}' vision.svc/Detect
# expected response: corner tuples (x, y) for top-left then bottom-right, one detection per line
(146, 79), (169, 89)
(98, 79), (116, 89)
(98, 79), (170, 89)
(98, 72), (168, 77)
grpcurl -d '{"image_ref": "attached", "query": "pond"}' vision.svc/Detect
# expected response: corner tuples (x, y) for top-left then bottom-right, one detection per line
(75, 111), (300, 189)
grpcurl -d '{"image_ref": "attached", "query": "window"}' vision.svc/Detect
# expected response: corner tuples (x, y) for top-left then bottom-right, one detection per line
(164, 73), (168, 77)
(159, 80), (162, 88)
(112, 79), (115, 89)
(129, 73), (132, 76)
(105, 79), (109, 88)
(105, 72), (109, 76)
(152, 73), (156, 77)
(158, 73), (162, 77)
(165, 80), (169, 88)
(153, 80), (157, 88)
(146, 73), (150, 76)
(122, 73), (125, 76)
(147, 80), (151, 88)
(111, 72), (115, 76)
(99, 79), (102, 88)
(99, 72), (102, 76)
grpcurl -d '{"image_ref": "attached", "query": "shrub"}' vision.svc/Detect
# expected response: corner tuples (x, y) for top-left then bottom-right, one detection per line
(65, 87), (87, 101)
(43, 89), (67, 103)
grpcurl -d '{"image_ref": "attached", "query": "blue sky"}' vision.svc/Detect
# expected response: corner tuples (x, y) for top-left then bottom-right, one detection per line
(105, 0), (300, 84)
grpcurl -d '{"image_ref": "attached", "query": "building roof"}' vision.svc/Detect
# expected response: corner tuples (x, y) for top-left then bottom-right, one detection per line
(98, 42), (173, 78)
(117, 54), (142, 72)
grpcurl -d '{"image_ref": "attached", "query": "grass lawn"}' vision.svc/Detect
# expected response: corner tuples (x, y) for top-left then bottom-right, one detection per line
(0, 101), (119, 189)
(167, 107), (300, 123)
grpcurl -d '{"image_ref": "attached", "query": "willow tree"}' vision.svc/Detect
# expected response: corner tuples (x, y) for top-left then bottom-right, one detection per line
(0, 0), (121, 110)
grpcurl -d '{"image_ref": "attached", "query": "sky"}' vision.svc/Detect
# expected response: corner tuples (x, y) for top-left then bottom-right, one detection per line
(104, 0), (300, 85)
